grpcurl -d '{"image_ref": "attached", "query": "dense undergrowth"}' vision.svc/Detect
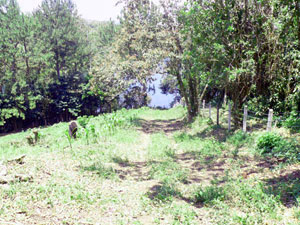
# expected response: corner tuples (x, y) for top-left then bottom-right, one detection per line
(0, 106), (299, 224)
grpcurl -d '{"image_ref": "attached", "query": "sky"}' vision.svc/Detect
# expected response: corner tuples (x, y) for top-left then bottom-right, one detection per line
(18, 0), (123, 21)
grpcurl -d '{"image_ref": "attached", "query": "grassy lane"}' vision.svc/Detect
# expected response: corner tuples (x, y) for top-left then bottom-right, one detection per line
(0, 106), (300, 224)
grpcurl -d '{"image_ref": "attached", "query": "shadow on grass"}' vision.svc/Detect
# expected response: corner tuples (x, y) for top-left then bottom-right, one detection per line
(264, 170), (300, 208)
(174, 152), (287, 185)
(196, 126), (229, 142)
(175, 125), (229, 143)
(81, 160), (152, 181)
(248, 122), (266, 132)
(129, 118), (144, 127)
(146, 182), (181, 202)
(146, 182), (204, 208)
(81, 163), (117, 179)
(111, 156), (132, 167)
(114, 161), (151, 180)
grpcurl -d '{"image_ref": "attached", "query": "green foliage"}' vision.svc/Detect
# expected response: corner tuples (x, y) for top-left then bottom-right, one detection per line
(283, 112), (300, 132)
(227, 131), (253, 148)
(1, 0), (300, 135)
(232, 180), (279, 214)
(256, 133), (287, 154)
(181, 0), (300, 124)
(0, 0), (98, 132)
(65, 130), (72, 151)
(147, 180), (180, 203)
(194, 185), (226, 204)
(256, 132), (299, 161)
(77, 116), (90, 128)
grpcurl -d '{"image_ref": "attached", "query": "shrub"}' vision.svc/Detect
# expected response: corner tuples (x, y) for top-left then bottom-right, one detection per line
(256, 132), (299, 161)
(283, 112), (300, 132)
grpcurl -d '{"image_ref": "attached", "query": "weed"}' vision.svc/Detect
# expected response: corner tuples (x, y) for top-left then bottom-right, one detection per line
(193, 185), (226, 204)
(232, 147), (239, 158)
(82, 162), (117, 179)
(77, 115), (90, 128)
(165, 147), (176, 158)
(147, 180), (180, 202)
(283, 111), (300, 132)
(227, 130), (253, 148)
(256, 132), (300, 161)
(65, 130), (72, 151)
(231, 179), (280, 214)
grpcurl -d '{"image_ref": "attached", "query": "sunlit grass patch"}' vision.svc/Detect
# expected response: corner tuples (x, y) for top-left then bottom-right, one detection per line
(107, 128), (140, 144)
(147, 132), (175, 160)
(168, 203), (197, 225)
(138, 106), (186, 121)
(174, 132), (224, 160)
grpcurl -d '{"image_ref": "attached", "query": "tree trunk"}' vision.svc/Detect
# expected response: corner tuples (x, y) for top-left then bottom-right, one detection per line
(175, 73), (193, 121)
(13, 118), (18, 131)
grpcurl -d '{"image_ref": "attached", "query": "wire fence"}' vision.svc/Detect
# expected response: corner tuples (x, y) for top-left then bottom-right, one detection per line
(200, 101), (300, 132)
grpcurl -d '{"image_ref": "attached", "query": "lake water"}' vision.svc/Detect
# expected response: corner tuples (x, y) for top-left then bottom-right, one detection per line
(147, 74), (180, 109)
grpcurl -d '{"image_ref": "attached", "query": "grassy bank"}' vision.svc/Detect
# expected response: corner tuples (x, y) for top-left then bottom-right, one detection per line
(0, 106), (299, 224)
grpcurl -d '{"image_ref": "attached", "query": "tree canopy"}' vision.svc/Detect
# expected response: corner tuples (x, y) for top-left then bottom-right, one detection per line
(0, 0), (299, 132)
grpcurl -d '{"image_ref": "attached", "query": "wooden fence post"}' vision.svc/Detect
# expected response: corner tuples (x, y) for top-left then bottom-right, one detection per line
(267, 109), (273, 132)
(217, 104), (220, 126)
(209, 102), (212, 119)
(228, 103), (231, 131)
(243, 105), (248, 132)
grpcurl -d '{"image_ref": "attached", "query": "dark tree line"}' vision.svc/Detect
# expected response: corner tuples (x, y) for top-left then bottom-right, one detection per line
(0, 0), (119, 132)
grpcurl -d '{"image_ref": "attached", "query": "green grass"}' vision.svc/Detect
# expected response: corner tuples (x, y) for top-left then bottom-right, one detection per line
(138, 106), (186, 121)
(0, 106), (299, 224)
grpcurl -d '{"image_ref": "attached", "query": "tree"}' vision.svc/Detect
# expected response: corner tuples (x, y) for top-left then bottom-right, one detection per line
(34, 0), (92, 122)
(0, 0), (37, 129)
(90, 0), (162, 110)
(181, 0), (297, 126)
(35, 0), (83, 79)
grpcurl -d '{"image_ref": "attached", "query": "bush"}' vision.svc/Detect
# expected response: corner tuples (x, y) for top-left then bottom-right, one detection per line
(256, 132), (299, 161)
(283, 112), (300, 132)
